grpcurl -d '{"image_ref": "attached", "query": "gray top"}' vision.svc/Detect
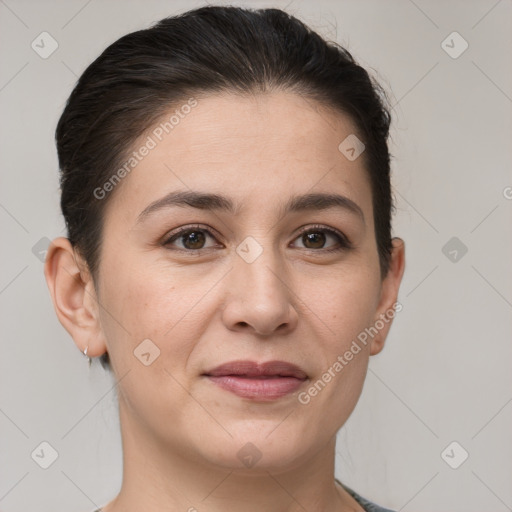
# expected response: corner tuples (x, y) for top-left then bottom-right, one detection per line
(92, 482), (395, 512)
(338, 480), (396, 512)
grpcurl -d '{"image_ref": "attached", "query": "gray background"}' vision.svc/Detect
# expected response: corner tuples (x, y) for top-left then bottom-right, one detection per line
(1, 0), (511, 511)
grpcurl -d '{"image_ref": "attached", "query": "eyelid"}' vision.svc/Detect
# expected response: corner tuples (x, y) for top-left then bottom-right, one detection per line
(162, 224), (221, 250)
(162, 223), (352, 252)
(293, 224), (352, 251)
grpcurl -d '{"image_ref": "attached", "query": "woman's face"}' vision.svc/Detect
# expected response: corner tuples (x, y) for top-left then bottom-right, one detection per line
(76, 91), (403, 470)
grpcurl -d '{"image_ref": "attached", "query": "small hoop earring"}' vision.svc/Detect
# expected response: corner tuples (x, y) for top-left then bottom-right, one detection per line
(83, 346), (92, 366)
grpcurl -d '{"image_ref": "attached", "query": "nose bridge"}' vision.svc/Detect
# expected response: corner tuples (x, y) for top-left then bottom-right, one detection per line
(235, 236), (288, 302)
(223, 235), (297, 334)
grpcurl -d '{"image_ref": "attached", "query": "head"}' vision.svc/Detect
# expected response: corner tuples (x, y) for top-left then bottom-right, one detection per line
(45, 6), (405, 471)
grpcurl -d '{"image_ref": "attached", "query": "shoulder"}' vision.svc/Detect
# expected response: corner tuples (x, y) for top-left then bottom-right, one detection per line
(336, 479), (397, 512)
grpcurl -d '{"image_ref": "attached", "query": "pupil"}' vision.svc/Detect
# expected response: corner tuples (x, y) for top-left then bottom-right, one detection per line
(304, 232), (325, 249)
(184, 231), (205, 249)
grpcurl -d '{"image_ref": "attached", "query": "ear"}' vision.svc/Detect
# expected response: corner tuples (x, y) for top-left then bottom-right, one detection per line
(370, 237), (406, 356)
(44, 237), (107, 359)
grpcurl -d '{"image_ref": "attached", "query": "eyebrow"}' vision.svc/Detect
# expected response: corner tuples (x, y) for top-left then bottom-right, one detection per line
(136, 190), (365, 225)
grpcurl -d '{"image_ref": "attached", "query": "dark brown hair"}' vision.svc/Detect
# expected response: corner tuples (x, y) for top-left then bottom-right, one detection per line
(56, 5), (394, 370)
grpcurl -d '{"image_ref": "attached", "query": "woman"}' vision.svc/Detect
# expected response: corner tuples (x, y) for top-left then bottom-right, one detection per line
(44, 5), (405, 512)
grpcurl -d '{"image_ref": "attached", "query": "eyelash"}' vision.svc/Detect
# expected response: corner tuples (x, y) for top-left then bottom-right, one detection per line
(162, 224), (352, 254)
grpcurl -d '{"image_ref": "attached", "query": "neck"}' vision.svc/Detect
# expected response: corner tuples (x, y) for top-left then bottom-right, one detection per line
(102, 399), (362, 512)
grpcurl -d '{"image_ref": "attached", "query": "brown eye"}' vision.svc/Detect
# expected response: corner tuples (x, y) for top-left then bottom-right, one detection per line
(163, 226), (218, 251)
(302, 231), (326, 249)
(180, 230), (206, 250)
(291, 226), (351, 253)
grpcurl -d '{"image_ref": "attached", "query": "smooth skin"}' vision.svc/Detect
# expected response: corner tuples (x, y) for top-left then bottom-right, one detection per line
(45, 90), (405, 512)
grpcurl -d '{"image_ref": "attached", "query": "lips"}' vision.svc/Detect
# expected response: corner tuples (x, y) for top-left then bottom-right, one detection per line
(204, 360), (308, 380)
(203, 360), (308, 401)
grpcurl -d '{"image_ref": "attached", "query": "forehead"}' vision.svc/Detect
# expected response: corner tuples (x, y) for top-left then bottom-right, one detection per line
(104, 91), (373, 225)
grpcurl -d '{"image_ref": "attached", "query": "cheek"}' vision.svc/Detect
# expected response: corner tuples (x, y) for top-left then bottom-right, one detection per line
(298, 285), (376, 434)
(97, 254), (218, 368)
(304, 262), (380, 340)
(297, 265), (379, 400)
(96, 263), (199, 424)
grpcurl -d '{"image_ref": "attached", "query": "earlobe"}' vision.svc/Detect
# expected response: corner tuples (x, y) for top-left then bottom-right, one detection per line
(44, 237), (107, 358)
(370, 237), (406, 356)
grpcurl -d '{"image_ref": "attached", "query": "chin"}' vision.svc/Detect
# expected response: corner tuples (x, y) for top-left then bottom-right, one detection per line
(194, 425), (314, 473)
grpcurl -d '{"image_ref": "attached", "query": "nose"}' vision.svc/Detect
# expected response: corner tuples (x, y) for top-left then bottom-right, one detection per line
(221, 244), (299, 336)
